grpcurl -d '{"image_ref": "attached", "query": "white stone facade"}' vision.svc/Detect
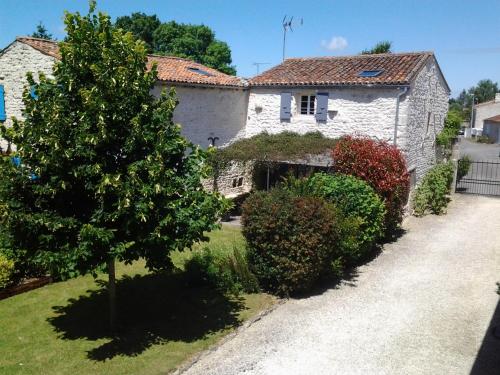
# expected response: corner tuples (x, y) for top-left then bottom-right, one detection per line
(152, 84), (248, 149)
(0, 41), (248, 152)
(404, 58), (449, 181)
(246, 87), (407, 143)
(0, 41), (56, 150)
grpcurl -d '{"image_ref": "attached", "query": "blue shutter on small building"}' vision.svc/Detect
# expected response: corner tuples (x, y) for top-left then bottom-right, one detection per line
(280, 92), (292, 120)
(0, 85), (6, 122)
(315, 92), (329, 122)
(30, 85), (38, 99)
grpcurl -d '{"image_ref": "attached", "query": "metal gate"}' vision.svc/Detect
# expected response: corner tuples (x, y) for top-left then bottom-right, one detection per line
(455, 159), (500, 196)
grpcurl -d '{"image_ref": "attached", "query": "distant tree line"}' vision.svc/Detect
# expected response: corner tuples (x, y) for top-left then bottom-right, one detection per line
(449, 79), (499, 120)
(115, 13), (236, 75)
(31, 13), (236, 75)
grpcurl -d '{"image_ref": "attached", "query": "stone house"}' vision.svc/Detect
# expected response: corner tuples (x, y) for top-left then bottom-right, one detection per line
(246, 52), (450, 185)
(472, 94), (500, 142)
(0, 37), (450, 194)
(0, 37), (248, 152)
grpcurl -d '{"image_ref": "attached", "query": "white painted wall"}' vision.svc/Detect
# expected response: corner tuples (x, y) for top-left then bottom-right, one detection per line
(404, 58), (449, 181)
(473, 96), (500, 131)
(152, 84), (248, 149)
(0, 41), (56, 150)
(246, 87), (406, 144)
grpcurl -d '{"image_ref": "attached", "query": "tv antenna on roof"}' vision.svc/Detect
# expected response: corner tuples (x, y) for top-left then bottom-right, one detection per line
(282, 15), (303, 61)
(252, 62), (270, 74)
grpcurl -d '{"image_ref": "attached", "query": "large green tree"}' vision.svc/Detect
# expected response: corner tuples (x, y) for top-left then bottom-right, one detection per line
(449, 79), (499, 120)
(115, 16), (236, 75)
(115, 12), (161, 52)
(361, 41), (392, 55)
(0, 2), (228, 329)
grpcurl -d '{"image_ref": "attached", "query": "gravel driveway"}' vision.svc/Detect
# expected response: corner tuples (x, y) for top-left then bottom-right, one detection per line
(181, 194), (500, 375)
(459, 138), (500, 161)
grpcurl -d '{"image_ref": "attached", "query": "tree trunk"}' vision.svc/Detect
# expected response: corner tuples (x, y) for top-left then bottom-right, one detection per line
(108, 257), (116, 332)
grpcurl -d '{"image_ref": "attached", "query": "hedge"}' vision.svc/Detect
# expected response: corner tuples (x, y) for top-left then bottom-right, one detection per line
(242, 189), (343, 295)
(412, 162), (455, 216)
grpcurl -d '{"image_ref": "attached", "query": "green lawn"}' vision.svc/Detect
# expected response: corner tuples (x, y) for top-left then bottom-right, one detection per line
(0, 225), (275, 375)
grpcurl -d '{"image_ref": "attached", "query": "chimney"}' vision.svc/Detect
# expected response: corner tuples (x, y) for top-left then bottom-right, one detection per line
(496, 93), (500, 102)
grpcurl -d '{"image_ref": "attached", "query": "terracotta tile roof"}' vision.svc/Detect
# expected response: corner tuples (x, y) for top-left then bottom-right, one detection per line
(249, 52), (434, 87)
(17, 36), (61, 59)
(484, 115), (500, 123)
(146, 55), (244, 87)
(14, 37), (244, 88)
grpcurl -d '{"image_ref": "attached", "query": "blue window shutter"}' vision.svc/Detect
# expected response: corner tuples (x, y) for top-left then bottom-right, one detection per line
(315, 92), (329, 122)
(280, 92), (292, 120)
(30, 85), (38, 99)
(0, 85), (5, 122)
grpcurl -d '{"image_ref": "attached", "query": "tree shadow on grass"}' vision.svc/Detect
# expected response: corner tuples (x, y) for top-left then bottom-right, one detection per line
(48, 272), (245, 361)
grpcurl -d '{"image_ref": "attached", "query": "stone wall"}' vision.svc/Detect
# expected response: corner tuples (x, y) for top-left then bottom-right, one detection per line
(152, 84), (248, 149)
(202, 161), (254, 198)
(404, 57), (449, 181)
(245, 86), (408, 144)
(0, 41), (56, 150)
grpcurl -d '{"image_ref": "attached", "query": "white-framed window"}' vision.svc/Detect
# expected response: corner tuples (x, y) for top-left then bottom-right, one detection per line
(300, 95), (316, 115)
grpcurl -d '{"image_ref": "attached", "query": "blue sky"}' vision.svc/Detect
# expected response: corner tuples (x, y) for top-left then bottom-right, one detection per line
(1, 0), (499, 97)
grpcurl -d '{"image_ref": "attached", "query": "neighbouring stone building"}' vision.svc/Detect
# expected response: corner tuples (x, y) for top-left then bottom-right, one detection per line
(0, 37), (248, 151)
(246, 52), (450, 184)
(0, 37), (450, 196)
(472, 93), (500, 143)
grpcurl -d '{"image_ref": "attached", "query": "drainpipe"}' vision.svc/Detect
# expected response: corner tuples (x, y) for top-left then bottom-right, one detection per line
(393, 86), (409, 146)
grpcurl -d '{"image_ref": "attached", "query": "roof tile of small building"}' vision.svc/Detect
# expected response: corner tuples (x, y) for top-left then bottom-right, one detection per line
(484, 115), (500, 123)
(249, 52), (434, 87)
(15, 37), (244, 88)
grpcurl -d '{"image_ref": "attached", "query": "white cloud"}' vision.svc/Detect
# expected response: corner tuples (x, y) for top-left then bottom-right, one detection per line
(321, 36), (348, 51)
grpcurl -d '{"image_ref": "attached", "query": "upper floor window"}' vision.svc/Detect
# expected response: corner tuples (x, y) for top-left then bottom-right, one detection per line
(300, 95), (315, 115)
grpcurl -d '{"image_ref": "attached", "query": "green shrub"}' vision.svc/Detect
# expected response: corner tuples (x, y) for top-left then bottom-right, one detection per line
(284, 173), (385, 262)
(332, 136), (410, 235)
(436, 127), (458, 149)
(242, 189), (342, 295)
(184, 245), (259, 294)
(413, 162), (455, 216)
(0, 254), (15, 289)
(457, 155), (471, 182)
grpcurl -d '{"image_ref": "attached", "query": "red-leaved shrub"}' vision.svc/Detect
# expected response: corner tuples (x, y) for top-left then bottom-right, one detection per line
(332, 136), (410, 234)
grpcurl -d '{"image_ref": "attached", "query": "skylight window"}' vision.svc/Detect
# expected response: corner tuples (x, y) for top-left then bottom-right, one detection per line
(358, 70), (383, 77)
(187, 67), (213, 77)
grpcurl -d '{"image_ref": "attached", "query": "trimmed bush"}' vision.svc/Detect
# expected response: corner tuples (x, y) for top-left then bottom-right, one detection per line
(184, 245), (259, 294)
(304, 173), (385, 261)
(412, 162), (454, 216)
(0, 254), (15, 289)
(332, 136), (410, 234)
(242, 189), (342, 295)
(282, 173), (385, 261)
